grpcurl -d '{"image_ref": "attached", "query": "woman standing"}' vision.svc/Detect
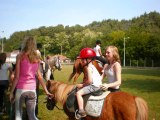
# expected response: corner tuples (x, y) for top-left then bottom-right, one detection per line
(0, 53), (12, 114)
(101, 46), (122, 92)
(10, 36), (52, 120)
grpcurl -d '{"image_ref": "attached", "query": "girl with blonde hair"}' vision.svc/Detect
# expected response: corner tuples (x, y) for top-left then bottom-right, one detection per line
(10, 36), (52, 120)
(101, 46), (122, 92)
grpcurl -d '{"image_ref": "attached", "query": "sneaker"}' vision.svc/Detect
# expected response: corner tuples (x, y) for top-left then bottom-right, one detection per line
(75, 110), (86, 119)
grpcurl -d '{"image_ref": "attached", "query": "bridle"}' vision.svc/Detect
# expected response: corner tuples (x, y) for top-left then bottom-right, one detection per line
(46, 84), (63, 111)
(46, 96), (56, 110)
(46, 95), (64, 111)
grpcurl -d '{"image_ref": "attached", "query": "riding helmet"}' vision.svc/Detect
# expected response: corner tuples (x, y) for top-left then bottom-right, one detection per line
(79, 48), (96, 59)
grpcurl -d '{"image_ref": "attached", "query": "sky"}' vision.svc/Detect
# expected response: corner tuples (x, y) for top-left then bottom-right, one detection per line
(0, 0), (160, 39)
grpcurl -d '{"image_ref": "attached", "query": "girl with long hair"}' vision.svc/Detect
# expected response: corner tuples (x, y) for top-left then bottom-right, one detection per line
(10, 36), (52, 120)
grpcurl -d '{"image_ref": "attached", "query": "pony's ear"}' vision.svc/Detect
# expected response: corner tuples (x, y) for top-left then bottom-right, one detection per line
(46, 80), (51, 90)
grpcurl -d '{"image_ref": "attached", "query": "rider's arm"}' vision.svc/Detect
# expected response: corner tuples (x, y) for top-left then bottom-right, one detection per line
(82, 67), (93, 87)
(76, 66), (93, 88)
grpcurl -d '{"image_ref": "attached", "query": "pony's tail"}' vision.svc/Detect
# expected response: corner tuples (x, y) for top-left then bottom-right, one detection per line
(135, 97), (148, 120)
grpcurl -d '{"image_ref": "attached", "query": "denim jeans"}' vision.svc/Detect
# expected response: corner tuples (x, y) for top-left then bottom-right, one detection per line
(15, 89), (38, 120)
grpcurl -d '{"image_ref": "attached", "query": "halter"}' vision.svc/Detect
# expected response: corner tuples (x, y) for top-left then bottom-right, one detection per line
(46, 96), (63, 110)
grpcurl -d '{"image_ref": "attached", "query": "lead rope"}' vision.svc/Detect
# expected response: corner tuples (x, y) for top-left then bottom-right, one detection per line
(55, 104), (64, 110)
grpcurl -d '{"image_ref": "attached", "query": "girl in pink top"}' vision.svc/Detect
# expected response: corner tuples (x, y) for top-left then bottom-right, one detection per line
(10, 36), (52, 120)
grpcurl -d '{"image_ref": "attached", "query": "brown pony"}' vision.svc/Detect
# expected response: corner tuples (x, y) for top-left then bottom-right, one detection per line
(46, 80), (148, 120)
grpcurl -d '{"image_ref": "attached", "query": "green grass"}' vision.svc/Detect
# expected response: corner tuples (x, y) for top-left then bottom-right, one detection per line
(1, 65), (160, 120)
(121, 68), (160, 120)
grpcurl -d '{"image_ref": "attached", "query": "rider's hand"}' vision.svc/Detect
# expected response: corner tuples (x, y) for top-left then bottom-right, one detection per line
(100, 83), (108, 91)
(76, 83), (83, 89)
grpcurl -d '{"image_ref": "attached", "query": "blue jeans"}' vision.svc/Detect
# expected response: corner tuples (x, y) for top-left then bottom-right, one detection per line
(15, 89), (38, 120)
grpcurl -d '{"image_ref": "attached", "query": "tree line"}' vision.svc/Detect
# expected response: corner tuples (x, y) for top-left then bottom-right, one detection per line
(2, 11), (160, 66)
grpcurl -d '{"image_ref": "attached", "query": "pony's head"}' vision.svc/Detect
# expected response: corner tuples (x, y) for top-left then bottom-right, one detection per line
(46, 80), (75, 110)
(54, 56), (62, 71)
(46, 96), (56, 110)
(46, 80), (57, 110)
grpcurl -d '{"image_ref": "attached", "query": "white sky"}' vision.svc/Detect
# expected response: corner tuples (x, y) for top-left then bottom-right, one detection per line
(0, 0), (160, 38)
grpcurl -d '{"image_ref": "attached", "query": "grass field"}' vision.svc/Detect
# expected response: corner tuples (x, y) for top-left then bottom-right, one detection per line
(1, 65), (160, 120)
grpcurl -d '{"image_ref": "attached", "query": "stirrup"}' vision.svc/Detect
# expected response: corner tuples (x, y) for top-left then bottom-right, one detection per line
(75, 110), (81, 120)
(75, 109), (86, 120)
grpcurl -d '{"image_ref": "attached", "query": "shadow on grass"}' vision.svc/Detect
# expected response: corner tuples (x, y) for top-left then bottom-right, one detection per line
(122, 79), (160, 92)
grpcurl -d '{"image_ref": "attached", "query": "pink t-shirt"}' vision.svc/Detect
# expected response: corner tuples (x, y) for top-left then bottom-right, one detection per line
(16, 58), (39, 90)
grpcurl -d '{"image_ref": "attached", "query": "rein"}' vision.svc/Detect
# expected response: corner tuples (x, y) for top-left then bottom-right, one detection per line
(55, 104), (63, 110)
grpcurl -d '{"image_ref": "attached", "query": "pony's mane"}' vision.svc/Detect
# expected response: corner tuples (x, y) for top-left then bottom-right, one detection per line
(48, 80), (75, 105)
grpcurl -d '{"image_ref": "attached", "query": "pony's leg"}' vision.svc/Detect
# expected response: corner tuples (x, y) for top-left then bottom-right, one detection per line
(68, 65), (79, 83)
(73, 72), (81, 84)
(50, 69), (55, 80)
(68, 70), (82, 84)
(68, 72), (76, 82)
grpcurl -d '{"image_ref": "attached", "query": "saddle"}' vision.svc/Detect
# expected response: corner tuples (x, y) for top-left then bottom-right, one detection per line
(66, 87), (110, 117)
(66, 86), (78, 112)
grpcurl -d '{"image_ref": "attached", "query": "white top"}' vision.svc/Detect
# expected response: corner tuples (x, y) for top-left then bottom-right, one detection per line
(104, 66), (120, 89)
(88, 64), (102, 87)
(36, 50), (41, 58)
(93, 45), (101, 56)
(0, 63), (11, 80)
